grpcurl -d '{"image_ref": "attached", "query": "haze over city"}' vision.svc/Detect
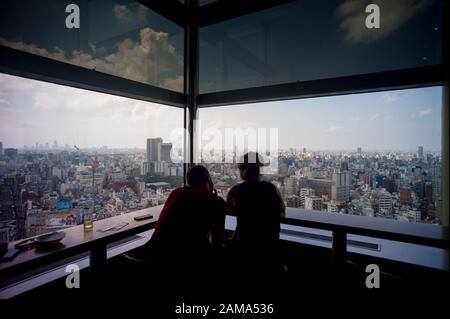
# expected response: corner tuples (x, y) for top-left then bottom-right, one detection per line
(0, 73), (442, 152)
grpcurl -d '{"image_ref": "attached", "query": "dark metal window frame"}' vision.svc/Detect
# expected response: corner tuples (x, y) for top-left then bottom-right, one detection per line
(0, 0), (448, 223)
(1, 0), (447, 109)
(0, 46), (186, 108)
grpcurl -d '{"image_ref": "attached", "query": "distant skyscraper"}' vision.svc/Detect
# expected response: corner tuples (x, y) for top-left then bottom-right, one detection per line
(399, 187), (412, 205)
(0, 141), (3, 156)
(285, 177), (298, 196)
(4, 148), (18, 160)
(305, 196), (323, 211)
(375, 189), (392, 211)
(331, 171), (351, 201)
(146, 138), (162, 162)
(299, 187), (315, 208)
(357, 147), (362, 153)
(418, 146), (424, 160)
(161, 143), (173, 163)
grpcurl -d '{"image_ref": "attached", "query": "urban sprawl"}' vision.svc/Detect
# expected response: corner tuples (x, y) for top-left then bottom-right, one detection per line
(0, 139), (442, 243)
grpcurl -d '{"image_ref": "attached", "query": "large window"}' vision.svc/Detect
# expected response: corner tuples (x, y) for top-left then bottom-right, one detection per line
(199, 86), (443, 224)
(0, 73), (184, 243)
(0, 0), (184, 92)
(199, 0), (443, 93)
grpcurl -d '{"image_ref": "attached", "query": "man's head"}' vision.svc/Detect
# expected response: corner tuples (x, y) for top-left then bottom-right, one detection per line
(237, 152), (265, 182)
(186, 165), (213, 192)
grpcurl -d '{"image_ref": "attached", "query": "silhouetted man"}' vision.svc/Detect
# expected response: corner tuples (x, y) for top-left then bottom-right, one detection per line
(226, 152), (285, 281)
(126, 165), (226, 263)
(151, 165), (226, 253)
(121, 165), (226, 300)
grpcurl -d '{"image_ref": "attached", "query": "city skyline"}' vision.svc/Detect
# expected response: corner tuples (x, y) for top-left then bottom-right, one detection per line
(0, 73), (443, 151)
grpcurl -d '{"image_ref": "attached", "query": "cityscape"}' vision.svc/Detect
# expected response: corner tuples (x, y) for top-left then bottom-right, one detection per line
(0, 137), (442, 243)
(0, 138), (183, 243)
(204, 146), (442, 224)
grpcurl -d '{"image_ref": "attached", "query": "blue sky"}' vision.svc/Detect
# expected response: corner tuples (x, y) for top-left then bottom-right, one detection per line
(0, 73), (442, 152)
(0, 0), (442, 151)
(200, 86), (443, 151)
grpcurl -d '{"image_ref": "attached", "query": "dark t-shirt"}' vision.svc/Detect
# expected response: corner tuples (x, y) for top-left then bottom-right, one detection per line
(150, 187), (226, 252)
(227, 181), (284, 248)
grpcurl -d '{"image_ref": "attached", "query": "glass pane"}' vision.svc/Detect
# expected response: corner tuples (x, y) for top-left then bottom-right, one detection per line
(199, 0), (443, 93)
(198, 86), (443, 225)
(0, 73), (184, 243)
(199, 0), (219, 5)
(0, 0), (184, 92)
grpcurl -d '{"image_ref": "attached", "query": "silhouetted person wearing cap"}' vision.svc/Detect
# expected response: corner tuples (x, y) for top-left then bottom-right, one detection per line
(226, 152), (285, 285)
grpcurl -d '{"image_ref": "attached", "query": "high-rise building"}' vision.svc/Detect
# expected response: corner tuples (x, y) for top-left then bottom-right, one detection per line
(4, 148), (18, 160)
(305, 178), (333, 198)
(327, 200), (339, 213)
(305, 196), (323, 211)
(161, 143), (173, 163)
(285, 177), (298, 196)
(299, 187), (315, 208)
(331, 171), (351, 201)
(375, 189), (392, 211)
(286, 195), (301, 208)
(424, 182), (433, 203)
(357, 147), (362, 154)
(399, 187), (412, 205)
(146, 138), (162, 162)
(0, 141), (3, 156)
(407, 209), (422, 223)
(418, 146), (424, 160)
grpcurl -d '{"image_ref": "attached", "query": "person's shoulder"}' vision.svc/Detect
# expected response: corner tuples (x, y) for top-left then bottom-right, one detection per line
(173, 186), (188, 193)
(206, 192), (226, 204)
(227, 184), (239, 198)
(260, 181), (280, 194)
(170, 186), (190, 197)
(260, 180), (276, 189)
(214, 195), (227, 208)
(203, 193), (226, 214)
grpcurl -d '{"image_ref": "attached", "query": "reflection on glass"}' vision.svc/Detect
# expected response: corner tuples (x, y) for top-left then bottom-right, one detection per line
(199, 0), (219, 6)
(0, 0), (184, 92)
(199, 0), (443, 93)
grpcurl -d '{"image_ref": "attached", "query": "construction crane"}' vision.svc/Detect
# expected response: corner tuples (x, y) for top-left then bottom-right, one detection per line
(74, 145), (99, 189)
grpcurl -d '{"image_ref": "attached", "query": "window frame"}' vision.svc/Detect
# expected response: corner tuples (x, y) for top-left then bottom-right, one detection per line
(0, 0), (448, 227)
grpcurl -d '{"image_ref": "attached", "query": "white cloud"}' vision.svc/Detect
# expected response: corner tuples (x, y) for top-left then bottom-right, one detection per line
(324, 125), (344, 133)
(114, 5), (134, 23)
(419, 109), (432, 117)
(412, 108), (432, 118)
(0, 74), (35, 92)
(370, 113), (380, 120)
(0, 73), (184, 148)
(0, 27), (183, 92)
(114, 3), (147, 23)
(382, 92), (399, 104)
(336, 0), (435, 43)
(0, 98), (11, 107)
